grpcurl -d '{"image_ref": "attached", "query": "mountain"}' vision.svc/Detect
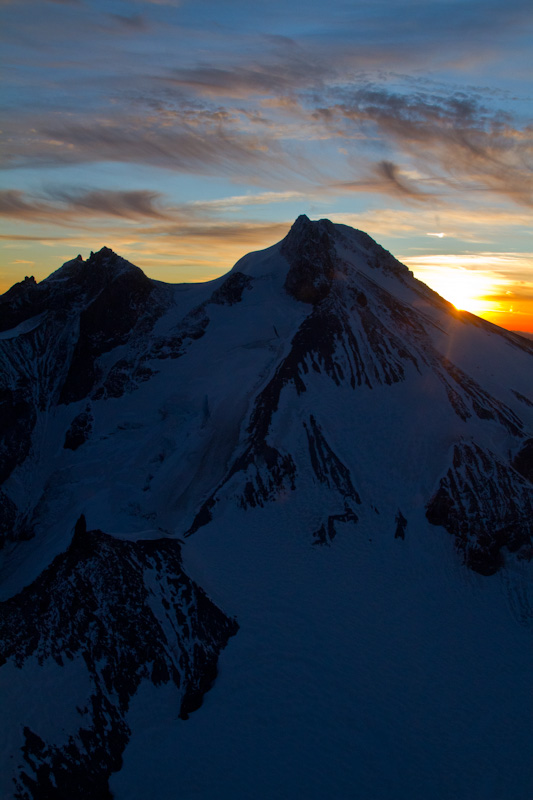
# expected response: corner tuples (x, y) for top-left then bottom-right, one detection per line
(1, 216), (532, 799)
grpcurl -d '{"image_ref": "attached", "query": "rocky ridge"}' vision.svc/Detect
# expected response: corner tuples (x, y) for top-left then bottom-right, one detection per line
(1, 216), (532, 798)
(0, 519), (237, 799)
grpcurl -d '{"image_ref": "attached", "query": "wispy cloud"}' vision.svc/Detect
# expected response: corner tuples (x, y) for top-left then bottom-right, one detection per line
(0, 186), (313, 227)
(0, 186), (297, 271)
(105, 14), (150, 34)
(2, 0), (531, 210)
(6, 82), (529, 209)
(313, 88), (533, 207)
(330, 205), (533, 242)
(189, 190), (308, 211)
(129, 0), (182, 5)
(0, 189), (168, 223)
(48, 189), (168, 219)
(1, 113), (322, 188)
(0, 0), (82, 5)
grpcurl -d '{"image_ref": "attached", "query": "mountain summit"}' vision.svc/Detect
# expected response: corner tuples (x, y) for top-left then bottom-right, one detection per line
(1, 218), (532, 799)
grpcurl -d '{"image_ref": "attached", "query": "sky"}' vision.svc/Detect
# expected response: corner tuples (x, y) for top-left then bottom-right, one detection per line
(1, 0), (532, 331)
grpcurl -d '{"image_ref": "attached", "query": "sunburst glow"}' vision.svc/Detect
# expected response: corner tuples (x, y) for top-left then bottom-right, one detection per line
(403, 254), (507, 314)
(428, 270), (495, 313)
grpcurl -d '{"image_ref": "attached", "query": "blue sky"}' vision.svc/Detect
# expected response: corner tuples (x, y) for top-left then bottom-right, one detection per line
(1, 0), (532, 329)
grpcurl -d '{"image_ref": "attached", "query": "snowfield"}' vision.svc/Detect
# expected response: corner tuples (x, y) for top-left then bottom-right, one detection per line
(1, 216), (532, 799)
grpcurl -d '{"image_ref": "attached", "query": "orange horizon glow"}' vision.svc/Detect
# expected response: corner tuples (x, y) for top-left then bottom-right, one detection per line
(404, 253), (533, 335)
(1, 245), (533, 335)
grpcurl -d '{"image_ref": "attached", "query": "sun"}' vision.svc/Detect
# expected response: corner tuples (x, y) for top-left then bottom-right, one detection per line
(440, 272), (492, 313)
(404, 256), (500, 316)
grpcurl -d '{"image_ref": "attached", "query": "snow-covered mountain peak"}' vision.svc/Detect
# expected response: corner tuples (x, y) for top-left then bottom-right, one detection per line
(45, 246), (147, 292)
(256, 215), (415, 309)
(224, 217), (412, 307)
(1, 217), (532, 799)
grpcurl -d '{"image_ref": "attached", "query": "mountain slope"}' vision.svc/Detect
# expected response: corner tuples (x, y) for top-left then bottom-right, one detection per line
(1, 518), (237, 799)
(1, 216), (532, 799)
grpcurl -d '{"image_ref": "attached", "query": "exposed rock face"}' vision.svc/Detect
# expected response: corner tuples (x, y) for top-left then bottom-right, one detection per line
(0, 248), (169, 417)
(0, 489), (18, 548)
(0, 276), (41, 333)
(209, 271), (253, 306)
(63, 407), (93, 450)
(513, 389), (533, 408)
(188, 406), (363, 539)
(434, 357), (523, 434)
(395, 510), (407, 540)
(313, 507), (359, 546)
(254, 299), (416, 397)
(0, 248), (177, 550)
(304, 415), (360, 502)
(0, 386), (36, 483)
(0, 526), (238, 799)
(512, 438), (533, 484)
(282, 215), (336, 304)
(426, 442), (533, 575)
(58, 250), (156, 403)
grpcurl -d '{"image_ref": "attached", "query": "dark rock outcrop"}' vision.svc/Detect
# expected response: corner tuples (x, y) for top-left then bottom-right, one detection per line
(313, 507), (359, 546)
(304, 415), (360, 502)
(209, 271), (253, 306)
(59, 251), (155, 404)
(63, 408), (93, 451)
(0, 277), (41, 334)
(0, 526), (238, 798)
(281, 214), (336, 305)
(426, 442), (533, 575)
(0, 386), (36, 483)
(282, 215), (337, 304)
(0, 490), (18, 549)
(395, 510), (407, 539)
(512, 438), (533, 484)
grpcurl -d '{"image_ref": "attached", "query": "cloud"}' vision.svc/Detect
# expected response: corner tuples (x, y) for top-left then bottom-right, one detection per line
(150, 220), (290, 244)
(327, 205), (533, 249)
(189, 190), (308, 212)
(317, 88), (533, 207)
(0, 188), (300, 257)
(129, 0), (182, 5)
(105, 14), (150, 33)
(1, 78), (531, 212)
(1, 0), (532, 228)
(1, 112), (320, 187)
(0, 189), (169, 223)
(0, 234), (73, 242)
(0, 190), (39, 219)
(0, 184), (298, 284)
(48, 189), (168, 219)
(373, 160), (434, 201)
(0, 0), (81, 4)
(165, 66), (297, 99)
(401, 252), (533, 297)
